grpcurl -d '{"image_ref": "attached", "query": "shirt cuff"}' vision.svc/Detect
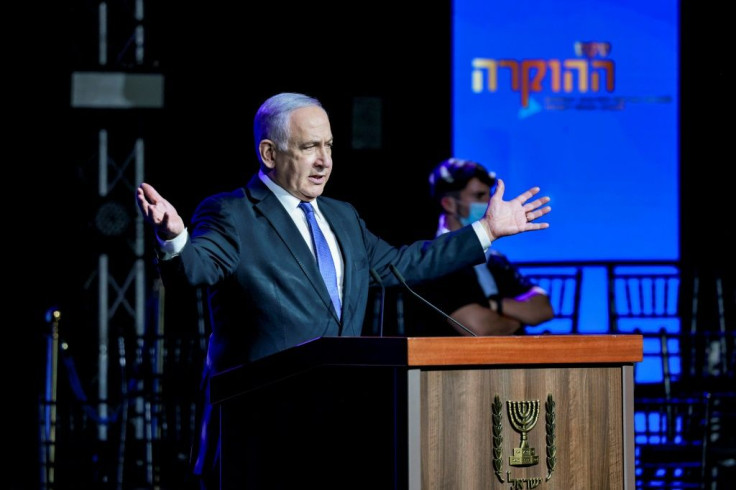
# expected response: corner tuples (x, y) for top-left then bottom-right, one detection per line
(471, 221), (492, 251)
(157, 228), (188, 260)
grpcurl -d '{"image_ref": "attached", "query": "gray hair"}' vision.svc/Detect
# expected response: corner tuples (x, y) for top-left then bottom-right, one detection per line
(253, 92), (323, 165)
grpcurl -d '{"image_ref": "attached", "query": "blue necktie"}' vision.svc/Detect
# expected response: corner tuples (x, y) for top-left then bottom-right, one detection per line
(299, 201), (341, 318)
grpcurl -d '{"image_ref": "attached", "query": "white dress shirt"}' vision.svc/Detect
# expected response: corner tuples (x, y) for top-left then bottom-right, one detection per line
(259, 171), (344, 303)
(436, 215), (498, 296)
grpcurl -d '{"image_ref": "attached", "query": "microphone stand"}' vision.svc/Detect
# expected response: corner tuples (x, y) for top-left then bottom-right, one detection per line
(388, 264), (477, 337)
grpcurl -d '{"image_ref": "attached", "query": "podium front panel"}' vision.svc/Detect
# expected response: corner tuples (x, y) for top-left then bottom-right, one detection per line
(214, 336), (640, 489)
(415, 364), (631, 489)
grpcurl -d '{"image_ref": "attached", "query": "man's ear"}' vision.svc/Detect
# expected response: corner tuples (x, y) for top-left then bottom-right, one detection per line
(440, 196), (457, 214)
(259, 140), (277, 169)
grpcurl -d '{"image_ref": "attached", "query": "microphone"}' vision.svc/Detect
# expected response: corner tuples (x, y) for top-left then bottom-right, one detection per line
(388, 264), (477, 337)
(370, 268), (386, 337)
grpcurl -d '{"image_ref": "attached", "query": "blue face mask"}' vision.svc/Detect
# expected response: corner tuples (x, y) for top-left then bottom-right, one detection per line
(459, 202), (487, 226)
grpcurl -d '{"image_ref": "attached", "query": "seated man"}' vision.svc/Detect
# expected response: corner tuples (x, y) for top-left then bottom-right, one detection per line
(408, 158), (555, 336)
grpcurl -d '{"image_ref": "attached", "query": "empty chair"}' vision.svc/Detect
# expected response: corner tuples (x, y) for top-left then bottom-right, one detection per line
(516, 263), (583, 334)
(607, 263), (681, 387)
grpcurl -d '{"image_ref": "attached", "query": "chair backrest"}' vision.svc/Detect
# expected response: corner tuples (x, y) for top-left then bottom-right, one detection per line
(607, 264), (681, 331)
(607, 263), (681, 387)
(516, 264), (583, 334)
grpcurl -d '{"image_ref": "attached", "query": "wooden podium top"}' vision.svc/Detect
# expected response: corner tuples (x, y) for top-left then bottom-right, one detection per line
(211, 334), (642, 404)
(407, 334), (643, 366)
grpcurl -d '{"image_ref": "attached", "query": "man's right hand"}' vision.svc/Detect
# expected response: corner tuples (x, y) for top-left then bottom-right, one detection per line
(136, 182), (185, 240)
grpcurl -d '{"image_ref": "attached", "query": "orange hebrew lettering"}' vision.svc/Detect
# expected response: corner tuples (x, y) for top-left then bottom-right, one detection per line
(520, 60), (547, 107)
(591, 60), (615, 92)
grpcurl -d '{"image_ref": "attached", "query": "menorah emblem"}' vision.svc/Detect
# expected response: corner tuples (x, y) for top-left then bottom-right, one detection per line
(507, 400), (540, 466)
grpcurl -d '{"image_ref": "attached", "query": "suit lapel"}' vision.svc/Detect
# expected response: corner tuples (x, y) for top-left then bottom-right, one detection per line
(246, 176), (340, 322)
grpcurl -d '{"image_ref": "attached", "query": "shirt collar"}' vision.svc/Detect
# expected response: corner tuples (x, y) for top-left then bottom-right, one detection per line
(258, 169), (321, 213)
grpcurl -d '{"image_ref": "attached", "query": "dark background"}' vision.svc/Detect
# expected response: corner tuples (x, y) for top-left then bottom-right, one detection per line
(10, 1), (731, 488)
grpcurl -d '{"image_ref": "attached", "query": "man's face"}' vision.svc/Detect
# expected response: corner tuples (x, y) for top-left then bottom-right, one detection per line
(270, 106), (334, 202)
(455, 177), (492, 216)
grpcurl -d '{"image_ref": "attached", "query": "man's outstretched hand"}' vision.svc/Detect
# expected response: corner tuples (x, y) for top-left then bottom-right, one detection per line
(136, 182), (185, 241)
(481, 179), (551, 241)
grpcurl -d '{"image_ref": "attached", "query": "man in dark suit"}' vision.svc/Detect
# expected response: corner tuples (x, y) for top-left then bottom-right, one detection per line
(135, 92), (551, 487)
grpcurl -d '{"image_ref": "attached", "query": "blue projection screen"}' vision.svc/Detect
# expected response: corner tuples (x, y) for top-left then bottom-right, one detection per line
(452, 0), (679, 262)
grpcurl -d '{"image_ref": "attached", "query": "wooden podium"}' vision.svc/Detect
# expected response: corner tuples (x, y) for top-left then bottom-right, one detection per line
(210, 334), (642, 489)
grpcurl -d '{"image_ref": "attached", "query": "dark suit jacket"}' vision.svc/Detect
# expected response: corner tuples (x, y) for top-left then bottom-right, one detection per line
(157, 173), (486, 476)
(160, 173), (485, 371)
